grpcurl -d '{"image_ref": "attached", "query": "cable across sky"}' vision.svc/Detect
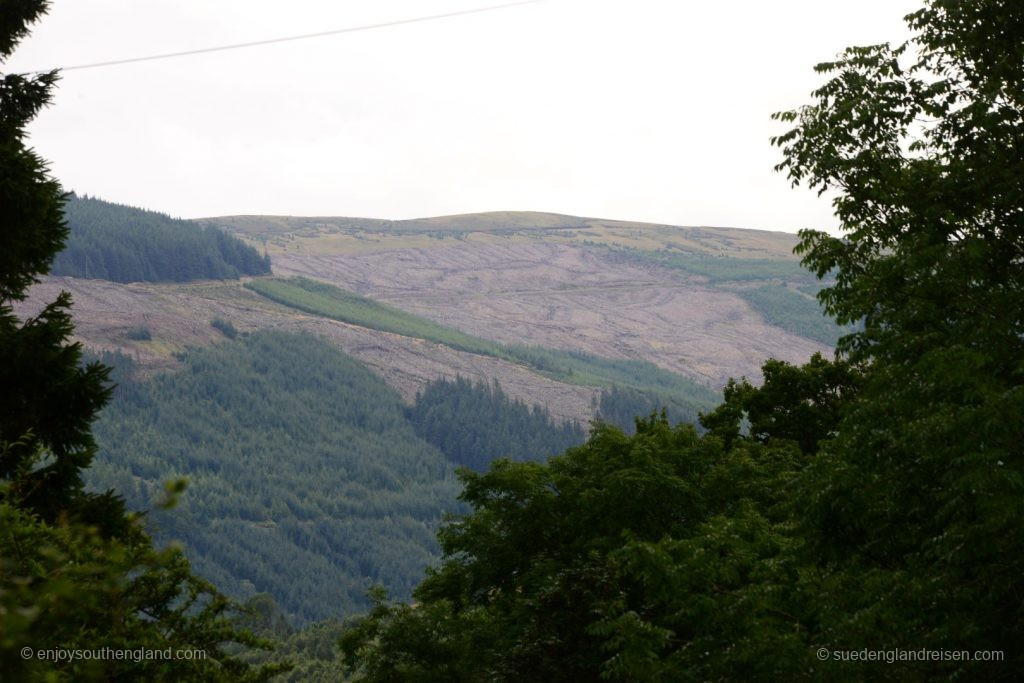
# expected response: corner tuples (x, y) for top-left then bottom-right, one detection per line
(19, 0), (542, 75)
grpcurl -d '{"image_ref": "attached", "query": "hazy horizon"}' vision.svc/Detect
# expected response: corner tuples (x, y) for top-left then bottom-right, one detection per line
(9, 0), (917, 233)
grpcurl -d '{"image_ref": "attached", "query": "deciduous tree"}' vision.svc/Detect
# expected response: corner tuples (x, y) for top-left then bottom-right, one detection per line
(773, 0), (1024, 670)
(340, 1), (1022, 679)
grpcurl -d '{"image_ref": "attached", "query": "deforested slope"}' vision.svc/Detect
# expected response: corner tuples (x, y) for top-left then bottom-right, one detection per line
(244, 276), (721, 416)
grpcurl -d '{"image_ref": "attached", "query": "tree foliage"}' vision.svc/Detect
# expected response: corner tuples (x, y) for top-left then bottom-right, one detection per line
(0, 8), (112, 526)
(52, 195), (271, 283)
(233, 595), (348, 683)
(88, 331), (460, 625)
(595, 385), (704, 435)
(339, 415), (811, 681)
(408, 376), (585, 470)
(700, 352), (861, 455)
(89, 335), (598, 626)
(1, 6), (282, 679)
(1, 469), (286, 682)
(339, 2), (1022, 679)
(772, 0), (1024, 664)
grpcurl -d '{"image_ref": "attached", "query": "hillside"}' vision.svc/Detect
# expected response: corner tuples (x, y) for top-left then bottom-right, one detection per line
(7, 0), (1018, 676)
(21, 208), (843, 415)
(20, 276), (606, 424)
(88, 331), (455, 624)
(52, 195), (271, 282)
(15, 203), (849, 628)
(243, 276), (720, 421)
(206, 210), (837, 387)
(87, 330), (594, 624)
(208, 210), (801, 259)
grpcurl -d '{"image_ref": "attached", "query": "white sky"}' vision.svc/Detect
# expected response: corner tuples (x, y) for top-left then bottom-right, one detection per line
(7, 0), (918, 231)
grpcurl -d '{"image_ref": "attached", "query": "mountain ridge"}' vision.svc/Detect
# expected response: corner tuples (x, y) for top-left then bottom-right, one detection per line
(19, 195), (841, 429)
(202, 210), (802, 260)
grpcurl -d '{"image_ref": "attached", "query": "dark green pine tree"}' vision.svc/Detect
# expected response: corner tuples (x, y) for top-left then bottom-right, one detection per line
(0, 1), (119, 529)
(1, 4), (286, 680)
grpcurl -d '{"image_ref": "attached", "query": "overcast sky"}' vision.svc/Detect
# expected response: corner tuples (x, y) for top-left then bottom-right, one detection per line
(7, 0), (918, 231)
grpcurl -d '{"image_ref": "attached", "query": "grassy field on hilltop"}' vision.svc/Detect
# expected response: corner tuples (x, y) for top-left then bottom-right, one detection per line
(206, 211), (802, 259)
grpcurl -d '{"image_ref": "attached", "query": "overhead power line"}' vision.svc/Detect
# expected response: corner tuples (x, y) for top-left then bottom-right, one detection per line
(19, 0), (542, 75)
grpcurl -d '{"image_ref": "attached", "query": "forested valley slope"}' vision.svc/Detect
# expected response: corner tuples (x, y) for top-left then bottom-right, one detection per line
(17, 195), (846, 635)
(7, 0), (1019, 677)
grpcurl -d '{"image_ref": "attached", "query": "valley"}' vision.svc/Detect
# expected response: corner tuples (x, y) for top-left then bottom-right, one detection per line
(24, 210), (833, 421)
(6, 1), (1015, 676)
(13, 200), (845, 625)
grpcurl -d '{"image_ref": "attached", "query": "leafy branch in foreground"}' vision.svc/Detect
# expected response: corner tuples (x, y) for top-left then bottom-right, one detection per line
(772, 0), (1024, 662)
(338, 1), (1022, 679)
